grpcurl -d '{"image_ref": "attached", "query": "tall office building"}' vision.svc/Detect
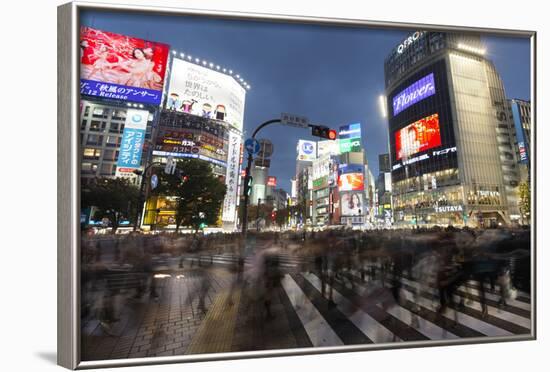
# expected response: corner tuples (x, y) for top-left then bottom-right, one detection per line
(384, 31), (521, 227)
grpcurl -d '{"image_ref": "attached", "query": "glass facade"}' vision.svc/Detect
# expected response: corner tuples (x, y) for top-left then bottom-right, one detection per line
(384, 32), (520, 226)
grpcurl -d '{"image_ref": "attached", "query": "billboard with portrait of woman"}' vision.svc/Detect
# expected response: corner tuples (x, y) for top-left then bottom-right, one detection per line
(394, 113), (442, 160)
(80, 27), (170, 105)
(341, 193), (363, 216)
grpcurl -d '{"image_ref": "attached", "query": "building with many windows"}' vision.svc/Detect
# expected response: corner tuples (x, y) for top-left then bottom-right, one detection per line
(80, 100), (155, 186)
(384, 31), (523, 227)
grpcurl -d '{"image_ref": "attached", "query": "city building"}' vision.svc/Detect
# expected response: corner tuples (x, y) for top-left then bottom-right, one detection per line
(384, 31), (523, 227)
(142, 51), (248, 231)
(80, 100), (155, 186)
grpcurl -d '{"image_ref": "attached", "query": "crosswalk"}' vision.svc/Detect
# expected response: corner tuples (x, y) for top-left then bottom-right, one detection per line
(273, 270), (531, 346)
(166, 251), (531, 346)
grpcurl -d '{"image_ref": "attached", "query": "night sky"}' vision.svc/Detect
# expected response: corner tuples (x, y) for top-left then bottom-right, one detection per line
(81, 10), (531, 194)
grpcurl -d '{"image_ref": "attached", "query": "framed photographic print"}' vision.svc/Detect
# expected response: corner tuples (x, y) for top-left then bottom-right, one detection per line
(57, 1), (536, 369)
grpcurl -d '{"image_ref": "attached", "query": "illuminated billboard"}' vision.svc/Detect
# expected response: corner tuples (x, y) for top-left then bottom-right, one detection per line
(166, 58), (246, 131)
(341, 193), (363, 216)
(395, 113), (442, 160)
(339, 123), (362, 153)
(338, 173), (364, 191)
(297, 140), (317, 161)
(80, 27), (169, 105)
(153, 126), (227, 165)
(392, 73), (435, 116)
(317, 140), (340, 157)
(267, 176), (277, 187)
(116, 109), (149, 169)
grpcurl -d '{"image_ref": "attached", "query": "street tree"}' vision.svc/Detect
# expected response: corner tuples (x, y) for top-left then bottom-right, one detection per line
(152, 159), (226, 233)
(81, 177), (139, 233)
(518, 181), (531, 225)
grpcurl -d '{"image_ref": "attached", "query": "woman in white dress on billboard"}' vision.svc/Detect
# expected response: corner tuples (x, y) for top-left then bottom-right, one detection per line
(116, 48), (162, 89)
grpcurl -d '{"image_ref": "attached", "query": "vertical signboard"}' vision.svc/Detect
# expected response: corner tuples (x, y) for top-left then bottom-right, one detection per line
(222, 131), (241, 222)
(511, 102), (529, 164)
(116, 109), (149, 170)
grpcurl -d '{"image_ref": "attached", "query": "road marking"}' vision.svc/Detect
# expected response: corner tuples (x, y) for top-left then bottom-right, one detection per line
(302, 272), (400, 343)
(281, 274), (344, 347)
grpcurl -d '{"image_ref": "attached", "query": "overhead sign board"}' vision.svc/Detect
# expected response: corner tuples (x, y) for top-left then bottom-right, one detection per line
(281, 113), (309, 128)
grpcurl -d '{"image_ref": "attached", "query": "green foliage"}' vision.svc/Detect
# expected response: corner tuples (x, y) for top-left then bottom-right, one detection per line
(81, 177), (139, 232)
(151, 159), (226, 232)
(518, 181), (531, 223)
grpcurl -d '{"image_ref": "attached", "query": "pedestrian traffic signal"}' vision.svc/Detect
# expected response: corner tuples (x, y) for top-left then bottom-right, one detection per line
(311, 125), (337, 140)
(244, 175), (253, 196)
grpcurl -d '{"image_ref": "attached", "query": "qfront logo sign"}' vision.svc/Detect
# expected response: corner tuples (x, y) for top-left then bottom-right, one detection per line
(392, 73), (436, 116)
(396, 31), (424, 54)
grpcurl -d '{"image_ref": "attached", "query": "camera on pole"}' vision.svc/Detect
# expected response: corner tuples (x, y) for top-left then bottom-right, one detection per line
(311, 125), (337, 140)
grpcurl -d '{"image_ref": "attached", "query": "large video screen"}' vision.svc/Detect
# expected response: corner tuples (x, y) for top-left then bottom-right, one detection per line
(166, 58), (247, 131)
(80, 27), (169, 105)
(338, 172), (364, 191)
(392, 73), (436, 116)
(395, 113), (442, 160)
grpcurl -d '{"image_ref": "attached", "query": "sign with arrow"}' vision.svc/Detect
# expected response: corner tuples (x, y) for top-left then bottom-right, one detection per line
(244, 138), (260, 155)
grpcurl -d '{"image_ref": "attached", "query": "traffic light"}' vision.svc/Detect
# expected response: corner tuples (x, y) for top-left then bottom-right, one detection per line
(311, 125), (337, 140)
(244, 175), (253, 196)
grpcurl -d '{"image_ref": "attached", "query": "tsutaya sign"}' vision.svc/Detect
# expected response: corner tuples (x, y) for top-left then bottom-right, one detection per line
(392, 73), (435, 116)
(434, 205), (464, 213)
(396, 31), (424, 54)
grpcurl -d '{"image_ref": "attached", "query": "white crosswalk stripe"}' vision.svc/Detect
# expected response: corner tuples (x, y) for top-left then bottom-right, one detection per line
(302, 272), (400, 343)
(277, 271), (530, 345)
(280, 274), (344, 347)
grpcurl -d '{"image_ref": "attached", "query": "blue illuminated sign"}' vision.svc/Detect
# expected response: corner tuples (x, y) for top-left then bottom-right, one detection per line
(117, 128), (145, 168)
(81, 79), (163, 106)
(339, 123), (362, 139)
(511, 102), (529, 164)
(302, 141), (315, 155)
(392, 73), (436, 116)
